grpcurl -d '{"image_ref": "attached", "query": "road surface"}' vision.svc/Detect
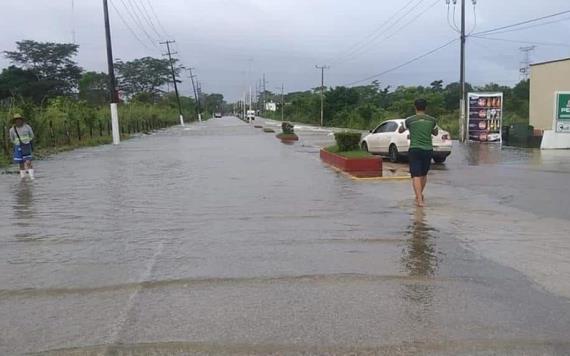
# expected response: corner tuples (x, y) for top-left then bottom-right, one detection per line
(1, 117), (569, 355)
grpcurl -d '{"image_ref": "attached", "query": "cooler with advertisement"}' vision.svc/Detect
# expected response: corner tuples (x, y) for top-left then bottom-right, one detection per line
(468, 92), (503, 143)
(555, 92), (570, 133)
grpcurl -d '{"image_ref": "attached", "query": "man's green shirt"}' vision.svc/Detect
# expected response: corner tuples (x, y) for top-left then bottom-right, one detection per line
(405, 114), (437, 151)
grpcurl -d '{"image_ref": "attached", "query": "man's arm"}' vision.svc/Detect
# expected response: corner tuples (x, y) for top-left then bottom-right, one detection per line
(28, 125), (34, 141)
(398, 119), (408, 134)
(431, 119), (439, 136)
(9, 128), (17, 145)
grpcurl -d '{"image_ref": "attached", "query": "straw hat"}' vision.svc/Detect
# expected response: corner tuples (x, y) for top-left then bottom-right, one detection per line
(12, 114), (25, 121)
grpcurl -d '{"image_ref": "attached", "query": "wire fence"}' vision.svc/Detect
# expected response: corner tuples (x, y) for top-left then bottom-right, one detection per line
(1, 99), (183, 163)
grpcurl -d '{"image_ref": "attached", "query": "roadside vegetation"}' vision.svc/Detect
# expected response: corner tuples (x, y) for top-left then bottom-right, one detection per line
(262, 79), (530, 138)
(0, 40), (227, 166)
(324, 131), (371, 159)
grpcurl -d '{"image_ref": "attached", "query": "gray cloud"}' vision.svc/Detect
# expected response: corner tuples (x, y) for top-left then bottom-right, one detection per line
(1, 0), (569, 101)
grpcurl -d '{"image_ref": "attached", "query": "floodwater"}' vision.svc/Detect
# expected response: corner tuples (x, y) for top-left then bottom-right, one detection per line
(1, 117), (570, 355)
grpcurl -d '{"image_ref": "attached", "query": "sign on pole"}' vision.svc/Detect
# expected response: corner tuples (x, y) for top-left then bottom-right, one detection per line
(555, 92), (570, 133)
(468, 92), (503, 143)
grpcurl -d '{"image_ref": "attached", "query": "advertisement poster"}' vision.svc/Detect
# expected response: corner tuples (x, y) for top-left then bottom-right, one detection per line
(468, 92), (503, 143)
(555, 92), (570, 133)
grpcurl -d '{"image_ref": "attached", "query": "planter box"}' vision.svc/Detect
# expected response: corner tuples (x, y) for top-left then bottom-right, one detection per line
(320, 149), (382, 178)
(276, 134), (299, 142)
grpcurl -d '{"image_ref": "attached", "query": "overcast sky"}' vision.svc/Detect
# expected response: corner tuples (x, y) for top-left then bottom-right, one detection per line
(1, 0), (569, 101)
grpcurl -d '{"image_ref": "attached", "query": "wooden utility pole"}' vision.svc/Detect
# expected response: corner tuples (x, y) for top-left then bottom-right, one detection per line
(459, 0), (467, 142)
(160, 40), (184, 126)
(102, 0), (120, 144)
(315, 65), (329, 127)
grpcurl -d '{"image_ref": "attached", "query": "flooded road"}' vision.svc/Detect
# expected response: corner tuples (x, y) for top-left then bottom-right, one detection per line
(1, 117), (570, 355)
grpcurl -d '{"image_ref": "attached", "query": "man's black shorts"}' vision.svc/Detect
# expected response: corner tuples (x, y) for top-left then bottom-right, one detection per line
(408, 149), (433, 177)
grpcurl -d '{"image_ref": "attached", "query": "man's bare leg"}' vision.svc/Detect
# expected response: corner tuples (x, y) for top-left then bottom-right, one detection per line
(412, 177), (424, 207)
(420, 176), (428, 201)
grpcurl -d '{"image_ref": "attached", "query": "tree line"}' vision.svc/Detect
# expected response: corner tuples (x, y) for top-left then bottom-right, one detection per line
(260, 79), (530, 137)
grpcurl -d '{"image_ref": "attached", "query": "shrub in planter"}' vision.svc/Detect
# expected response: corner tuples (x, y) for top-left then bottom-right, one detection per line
(334, 131), (362, 152)
(282, 122), (295, 134)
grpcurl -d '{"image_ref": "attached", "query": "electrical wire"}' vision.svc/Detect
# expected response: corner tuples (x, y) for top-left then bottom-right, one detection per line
(117, 0), (160, 48)
(467, 4), (477, 35)
(144, 0), (173, 39)
(344, 38), (458, 87)
(473, 9), (570, 36)
(473, 16), (570, 36)
(109, 0), (156, 52)
(332, 0), (435, 66)
(471, 35), (570, 48)
(328, 0), (419, 65)
(447, 2), (460, 33)
(127, 0), (162, 41)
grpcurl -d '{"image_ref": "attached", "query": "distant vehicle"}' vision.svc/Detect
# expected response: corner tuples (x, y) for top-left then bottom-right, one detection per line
(246, 110), (255, 121)
(214, 112), (222, 118)
(361, 118), (452, 163)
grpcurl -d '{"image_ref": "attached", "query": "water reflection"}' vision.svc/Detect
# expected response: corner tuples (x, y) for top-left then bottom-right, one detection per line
(401, 208), (438, 278)
(400, 208), (439, 325)
(13, 181), (34, 225)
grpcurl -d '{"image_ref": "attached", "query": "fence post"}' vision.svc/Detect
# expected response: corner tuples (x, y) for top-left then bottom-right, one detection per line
(77, 120), (81, 141)
(49, 120), (55, 146)
(64, 120), (71, 145)
(1, 123), (8, 159)
(99, 121), (103, 137)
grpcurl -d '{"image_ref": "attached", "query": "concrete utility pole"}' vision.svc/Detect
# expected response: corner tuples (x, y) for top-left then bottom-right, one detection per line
(160, 40), (184, 126)
(315, 65), (329, 127)
(187, 67), (202, 122)
(262, 73), (267, 114)
(519, 46), (536, 80)
(280, 83), (285, 122)
(459, 0), (467, 142)
(102, 0), (120, 145)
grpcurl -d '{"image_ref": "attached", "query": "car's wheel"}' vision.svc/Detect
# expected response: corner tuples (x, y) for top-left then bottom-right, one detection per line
(389, 144), (399, 163)
(433, 156), (447, 163)
(361, 141), (369, 152)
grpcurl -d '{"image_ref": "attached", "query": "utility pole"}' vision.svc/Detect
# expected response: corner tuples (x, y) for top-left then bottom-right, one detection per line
(187, 67), (202, 122)
(459, 0), (466, 142)
(262, 73), (267, 115)
(102, 0), (120, 145)
(519, 46), (536, 80)
(280, 83), (284, 122)
(160, 40), (184, 126)
(315, 65), (329, 127)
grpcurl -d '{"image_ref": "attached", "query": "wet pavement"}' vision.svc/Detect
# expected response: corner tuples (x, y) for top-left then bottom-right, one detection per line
(1, 117), (570, 355)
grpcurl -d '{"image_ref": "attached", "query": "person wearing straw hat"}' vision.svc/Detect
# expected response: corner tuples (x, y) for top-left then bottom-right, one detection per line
(9, 114), (35, 180)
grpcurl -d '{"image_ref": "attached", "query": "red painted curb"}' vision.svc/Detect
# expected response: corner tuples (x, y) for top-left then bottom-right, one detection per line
(320, 149), (383, 178)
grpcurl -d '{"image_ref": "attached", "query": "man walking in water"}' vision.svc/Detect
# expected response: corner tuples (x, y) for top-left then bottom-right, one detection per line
(399, 99), (438, 207)
(10, 114), (35, 180)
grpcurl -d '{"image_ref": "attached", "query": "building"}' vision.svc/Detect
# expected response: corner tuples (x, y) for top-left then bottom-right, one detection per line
(265, 102), (277, 112)
(530, 57), (570, 131)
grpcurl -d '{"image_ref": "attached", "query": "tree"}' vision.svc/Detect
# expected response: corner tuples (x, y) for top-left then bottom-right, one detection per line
(115, 57), (175, 101)
(202, 93), (225, 113)
(430, 80), (444, 92)
(79, 72), (109, 106)
(0, 66), (39, 101)
(4, 40), (82, 97)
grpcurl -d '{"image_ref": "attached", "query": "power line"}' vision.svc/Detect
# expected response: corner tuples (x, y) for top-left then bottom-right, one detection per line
(335, 0), (431, 65)
(329, 0), (420, 65)
(117, 0), (159, 48)
(144, 0), (172, 39)
(109, 0), (156, 51)
(344, 38), (457, 87)
(472, 16), (570, 36)
(127, 0), (162, 40)
(473, 9), (570, 36)
(471, 35), (570, 48)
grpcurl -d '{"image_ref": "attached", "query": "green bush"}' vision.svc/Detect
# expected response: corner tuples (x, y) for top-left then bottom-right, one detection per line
(282, 121), (294, 134)
(334, 131), (361, 152)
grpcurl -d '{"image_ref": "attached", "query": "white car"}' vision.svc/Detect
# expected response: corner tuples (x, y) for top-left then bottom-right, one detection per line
(361, 118), (453, 163)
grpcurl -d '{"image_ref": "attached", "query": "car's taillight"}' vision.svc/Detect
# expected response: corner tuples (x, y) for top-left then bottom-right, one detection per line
(442, 134), (450, 140)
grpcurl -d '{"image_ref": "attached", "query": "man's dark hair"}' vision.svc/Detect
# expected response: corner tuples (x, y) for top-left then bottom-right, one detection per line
(415, 99), (427, 111)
